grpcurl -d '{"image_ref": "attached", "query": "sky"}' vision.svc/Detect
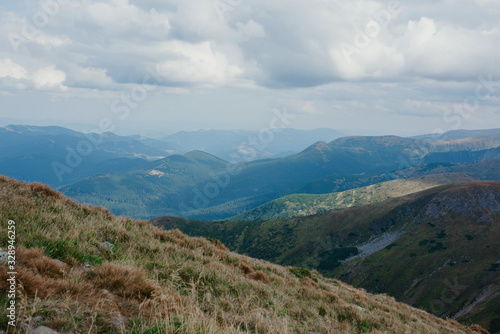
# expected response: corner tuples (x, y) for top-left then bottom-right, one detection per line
(0, 0), (499, 137)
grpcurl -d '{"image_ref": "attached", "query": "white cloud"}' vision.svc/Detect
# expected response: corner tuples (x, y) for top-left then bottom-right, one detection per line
(156, 41), (242, 85)
(33, 33), (71, 47)
(82, 0), (171, 40)
(0, 58), (28, 79)
(31, 66), (67, 90)
(399, 17), (500, 79)
(236, 20), (266, 40)
(67, 66), (114, 88)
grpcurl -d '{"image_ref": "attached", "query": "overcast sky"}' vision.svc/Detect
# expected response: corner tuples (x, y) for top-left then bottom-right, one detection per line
(0, 0), (499, 137)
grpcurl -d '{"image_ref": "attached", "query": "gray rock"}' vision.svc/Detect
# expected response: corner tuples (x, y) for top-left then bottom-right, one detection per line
(20, 322), (31, 331)
(32, 326), (59, 334)
(84, 263), (92, 269)
(0, 249), (10, 265)
(101, 241), (114, 250)
(112, 314), (127, 331)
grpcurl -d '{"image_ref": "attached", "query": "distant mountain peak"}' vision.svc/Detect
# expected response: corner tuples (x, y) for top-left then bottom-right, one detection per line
(308, 140), (330, 149)
(330, 135), (416, 147)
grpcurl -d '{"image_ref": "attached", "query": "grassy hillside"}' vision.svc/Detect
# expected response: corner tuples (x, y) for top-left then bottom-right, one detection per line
(230, 173), (476, 221)
(392, 158), (500, 181)
(0, 176), (488, 333)
(153, 182), (500, 332)
(293, 158), (500, 196)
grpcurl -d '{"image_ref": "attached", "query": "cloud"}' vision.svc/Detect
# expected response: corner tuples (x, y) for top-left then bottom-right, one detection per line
(1, 0), (499, 134)
(66, 66), (114, 89)
(236, 20), (266, 40)
(398, 17), (500, 80)
(83, 0), (171, 40)
(0, 58), (67, 91)
(3, 0), (499, 91)
(31, 66), (67, 90)
(0, 58), (28, 79)
(155, 41), (242, 85)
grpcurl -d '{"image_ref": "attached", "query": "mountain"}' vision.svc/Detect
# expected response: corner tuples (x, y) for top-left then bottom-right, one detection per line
(424, 146), (500, 165)
(61, 135), (500, 220)
(61, 135), (434, 220)
(414, 128), (500, 141)
(293, 158), (500, 196)
(230, 172), (477, 221)
(0, 125), (173, 187)
(60, 150), (230, 218)
(0, 176), (486, 333)
(152, 182), (500, 332)
(391, 158), (500, 181)
(163, 128), (346, 161)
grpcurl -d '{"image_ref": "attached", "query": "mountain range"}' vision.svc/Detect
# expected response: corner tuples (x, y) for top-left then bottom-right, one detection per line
(62, 131), (500, 220)
(0, 125), (346, 188)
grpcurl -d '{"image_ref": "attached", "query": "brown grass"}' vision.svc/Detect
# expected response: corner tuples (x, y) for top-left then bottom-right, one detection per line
(89, 262), (158, 299)
(239, 262), (254, 274)
(467, 324), (489, 334)
(28, 182), (65, 200)
(0, 176), (490, 334)
(247, 271), (270, 284)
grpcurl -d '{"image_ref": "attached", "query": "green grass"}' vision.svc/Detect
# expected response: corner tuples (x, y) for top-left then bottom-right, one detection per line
(230, 173), (476, 221)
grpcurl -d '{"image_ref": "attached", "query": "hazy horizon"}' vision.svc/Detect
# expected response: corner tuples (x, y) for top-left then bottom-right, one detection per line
(3, 119), (500, 140)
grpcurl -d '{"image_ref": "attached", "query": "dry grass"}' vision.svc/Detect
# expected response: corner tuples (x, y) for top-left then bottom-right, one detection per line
(0, 175), (490, 333)
(247, 271), (270, 284)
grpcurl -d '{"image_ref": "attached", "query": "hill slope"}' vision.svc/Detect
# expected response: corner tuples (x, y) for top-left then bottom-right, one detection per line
(230, 173), (477, 221)
(153, 182), (500, 332)
(60, 150), (230, 218)
(0, 176), (488, 333)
